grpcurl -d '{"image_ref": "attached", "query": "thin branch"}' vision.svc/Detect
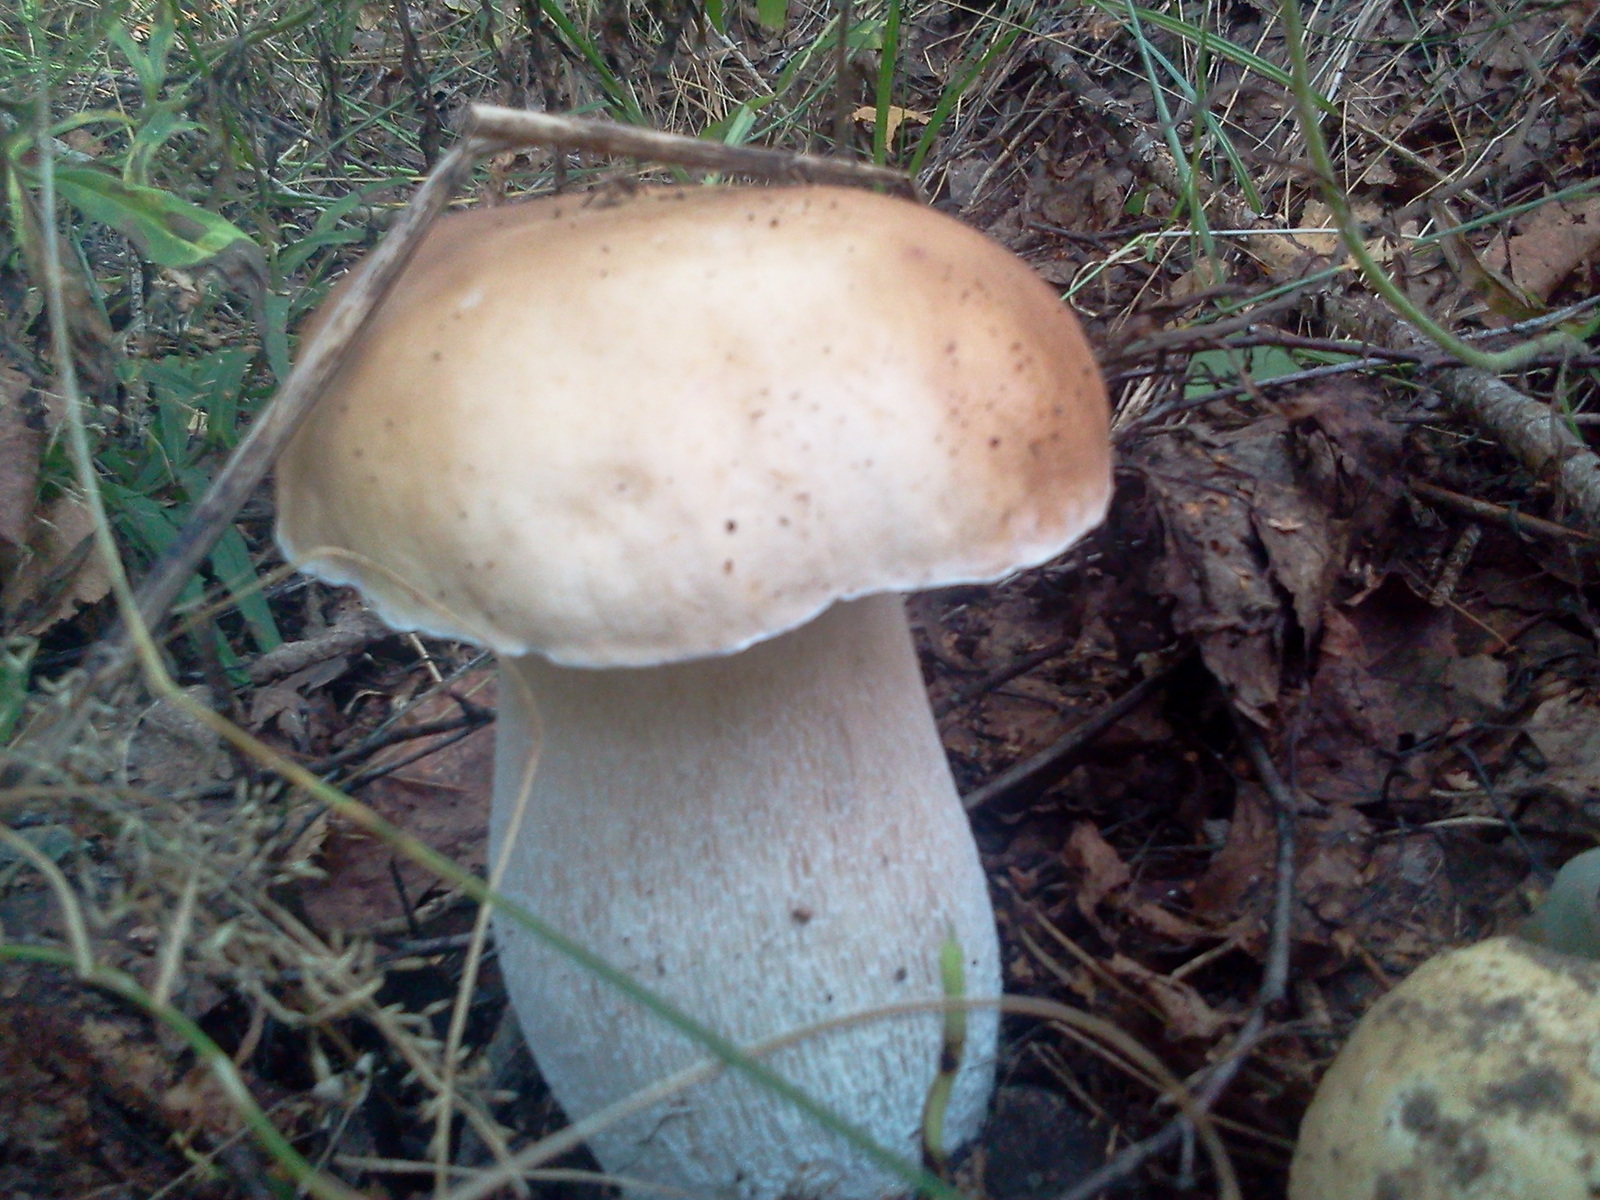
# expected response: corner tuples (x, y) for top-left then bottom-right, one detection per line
(467, 105), (912, 190)
(1410, 479), (1599, 545)
(962, 665), (1174, 811)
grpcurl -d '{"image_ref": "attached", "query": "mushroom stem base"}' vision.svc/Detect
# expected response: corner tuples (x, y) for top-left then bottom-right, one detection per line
(490, 593), (1001, 1200)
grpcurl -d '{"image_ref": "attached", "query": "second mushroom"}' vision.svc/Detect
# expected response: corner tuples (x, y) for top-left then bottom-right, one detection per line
(277, 184), (1111, 1200)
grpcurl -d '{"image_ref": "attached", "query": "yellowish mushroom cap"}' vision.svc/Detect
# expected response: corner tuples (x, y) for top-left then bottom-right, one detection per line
(1291, 936), (1600, 1200)
(276, 185), (1111, 665)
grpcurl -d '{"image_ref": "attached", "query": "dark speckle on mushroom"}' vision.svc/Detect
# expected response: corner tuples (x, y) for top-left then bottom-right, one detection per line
(725, 519), (737, 533)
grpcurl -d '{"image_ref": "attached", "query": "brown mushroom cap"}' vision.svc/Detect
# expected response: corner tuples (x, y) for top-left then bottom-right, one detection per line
(1290, 936), (1600, 1200)
(276, 184), (1111, 666)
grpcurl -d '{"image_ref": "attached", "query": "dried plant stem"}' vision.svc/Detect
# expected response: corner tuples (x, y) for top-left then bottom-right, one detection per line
(468, 105), (910, 189)
(444, 994), (1236, 1200)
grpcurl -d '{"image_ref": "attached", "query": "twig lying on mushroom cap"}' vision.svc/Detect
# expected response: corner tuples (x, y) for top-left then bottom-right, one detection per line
(81, 108), (917, 694)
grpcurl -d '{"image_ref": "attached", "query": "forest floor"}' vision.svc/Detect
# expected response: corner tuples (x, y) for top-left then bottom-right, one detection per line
(1, 1), (1599, 1197)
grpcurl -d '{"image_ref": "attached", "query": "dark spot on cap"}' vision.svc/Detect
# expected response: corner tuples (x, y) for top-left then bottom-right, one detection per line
(790, 907), (813, 924)
(723, 559), (734, 574)
(1482, 1065), (1570, 1115)
(725, 519), (737, 533)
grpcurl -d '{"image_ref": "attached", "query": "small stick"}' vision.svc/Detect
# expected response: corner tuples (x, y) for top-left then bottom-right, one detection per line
(933, 634), (1074, 719)
(961, 666), (1172, 811)
(1410, 479), (1599, 545)
(468, 105), (912, 191)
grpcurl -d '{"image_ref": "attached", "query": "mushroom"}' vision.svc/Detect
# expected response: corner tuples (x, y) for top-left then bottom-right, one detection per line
(1291, 859), (1600, 1200)
(276, 184), (1111, 1200)
(1520, 846), (1600, 957)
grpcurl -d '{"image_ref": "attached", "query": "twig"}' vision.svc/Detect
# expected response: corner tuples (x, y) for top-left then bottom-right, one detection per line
(1409, 480), (1598, 545)
(961, 666), (1173, 811)
(467, 105), (912, 191)
(1322, 291), (1600, 528)
(1233, 715), (1297, 1011)
(933, 634), (1074, 719)
(246, 607), (395, 684)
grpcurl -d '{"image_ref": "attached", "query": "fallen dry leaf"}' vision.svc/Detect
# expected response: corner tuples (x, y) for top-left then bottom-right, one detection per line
(1295, 584), (1492, 810)
(0, 366), (41, 550)
(1062, 821), (1131, 920)
(299, 670), (495, 932)
(1, 488), (112, 634)
(1504, 689), (1600, 818)
(851, 104), (929, 146)
(1191, 782), (1276, 925)
(1482, 191), (1600, 304)
(1108, 953), (1238, 1040)
(123, 686), (235, 793)
(1138, 410), (1354, 721)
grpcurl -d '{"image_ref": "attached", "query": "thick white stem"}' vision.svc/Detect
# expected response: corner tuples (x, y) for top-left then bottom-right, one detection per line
(490, 593), (1000, 1200)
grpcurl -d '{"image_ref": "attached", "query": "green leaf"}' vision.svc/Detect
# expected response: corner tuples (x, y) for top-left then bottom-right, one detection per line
(49, 166), (256, 271)
(209, 525), (282, 653)
(1184, 345), (1302, 397)
(757, 0), (787, 30)
(703, 0), (726, 33)
(0, 637), (37, 745)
